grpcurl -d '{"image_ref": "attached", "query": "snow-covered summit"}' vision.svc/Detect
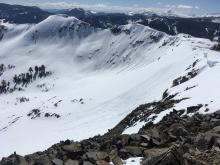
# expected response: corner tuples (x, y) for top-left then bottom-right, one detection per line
(23, 15), (95, 41)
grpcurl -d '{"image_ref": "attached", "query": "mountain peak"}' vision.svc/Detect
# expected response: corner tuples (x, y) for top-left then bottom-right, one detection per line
(22, 15), (94, 41)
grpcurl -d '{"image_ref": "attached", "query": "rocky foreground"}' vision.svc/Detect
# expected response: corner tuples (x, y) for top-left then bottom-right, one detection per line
(1, 97), (220, 165)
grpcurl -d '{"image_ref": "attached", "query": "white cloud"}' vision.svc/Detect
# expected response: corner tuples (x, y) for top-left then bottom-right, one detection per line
(165, 4), (199, 10)
(177, 5), (193, 9)
(165, 5), (176, 8)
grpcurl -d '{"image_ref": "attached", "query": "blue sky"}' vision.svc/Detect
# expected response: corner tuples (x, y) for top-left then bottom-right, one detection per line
(1, 0), (220, 13)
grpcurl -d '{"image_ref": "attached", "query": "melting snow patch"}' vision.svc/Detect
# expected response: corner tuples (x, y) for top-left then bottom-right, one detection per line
(152, 109), (173, 124)
(125, 157), (142, 165)
(123, 121), (146, 134)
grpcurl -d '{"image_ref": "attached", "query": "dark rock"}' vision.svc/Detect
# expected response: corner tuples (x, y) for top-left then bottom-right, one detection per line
(122, 146), (143, 157)
(109, 150), (123, 165)
(143, 148), (168, 159)
(0, 154), (28, 165)
(62, 143), (82, 153)
(195, 132), (220, 151)
(186, 104), (203, 114)
(83, 151), (108, 161)
(168, 124), (188, 139)
(96, 160), (111, 165)
(130, 134), (141, 141)
(119, 134), (130, 146)
(214, 110), (220, 115)
(63, 140), (71, 145)
(172, 69), (199, 87)
(183, 153), (205, 165)
(211, 126), (220, 134)
(141, 145), (186, 165)
(34, 155), (52, 165)
(83, 161), (95, 165)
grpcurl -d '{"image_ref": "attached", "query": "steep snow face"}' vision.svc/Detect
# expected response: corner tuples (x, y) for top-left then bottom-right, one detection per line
(23, 15), (96, 42)
(0, 15), (220, 158)
(0, 22), (31, 41)
(0, 15), (95, 43)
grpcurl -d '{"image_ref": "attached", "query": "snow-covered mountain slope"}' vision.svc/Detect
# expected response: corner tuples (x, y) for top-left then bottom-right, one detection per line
(0, 15), (220, 158)
(23, 15), (96, 41)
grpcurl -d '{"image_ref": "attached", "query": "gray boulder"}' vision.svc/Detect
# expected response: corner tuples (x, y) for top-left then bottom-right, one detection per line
(83, 151), (108, 161)
(83, 161), (95, 165)
(52, 158), (63, 165)
(0, 154), (28, 165)
(122, 146), (143, 156)
(141, 145), (186, 165)
(64, 159), (79, 165)
(62, 143), (82, 153)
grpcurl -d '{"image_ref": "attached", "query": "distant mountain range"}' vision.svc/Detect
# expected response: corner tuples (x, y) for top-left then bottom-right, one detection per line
(0, 3), (220, 41)
(0, 3), (50, 24)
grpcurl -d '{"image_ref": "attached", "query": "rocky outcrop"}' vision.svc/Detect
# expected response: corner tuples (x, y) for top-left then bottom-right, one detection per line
(102, 97), (187, 139)
(172, 69), (199, 87)
(1, 109), (220, 165)
(212, 42), (220, 51)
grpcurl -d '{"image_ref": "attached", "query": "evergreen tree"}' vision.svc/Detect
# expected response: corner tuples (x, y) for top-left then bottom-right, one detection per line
(34, 66), (39, 74)
(29, 67), (33, 73)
